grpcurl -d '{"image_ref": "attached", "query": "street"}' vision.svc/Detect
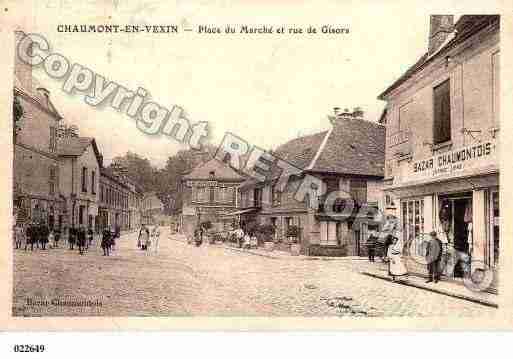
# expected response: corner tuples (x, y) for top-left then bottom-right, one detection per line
(13, 228), (497, 317)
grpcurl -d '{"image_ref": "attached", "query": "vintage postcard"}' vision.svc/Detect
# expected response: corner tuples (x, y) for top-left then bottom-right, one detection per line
(1, 0), (513, 331)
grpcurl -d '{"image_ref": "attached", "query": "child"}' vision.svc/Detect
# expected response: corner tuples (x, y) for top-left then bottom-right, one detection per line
(48, 229), (55, 249)
(250, 233), (258, 249)
(243, 232), (251, 250)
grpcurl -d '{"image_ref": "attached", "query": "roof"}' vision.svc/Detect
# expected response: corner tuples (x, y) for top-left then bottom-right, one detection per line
(310, 118), (385, 176)
(378, 15), (499, 100)
(240, 118), (385, 190)
(183, 158), (247, 182)
(58, 137), (102, 163)
(13, 49), (62, 119)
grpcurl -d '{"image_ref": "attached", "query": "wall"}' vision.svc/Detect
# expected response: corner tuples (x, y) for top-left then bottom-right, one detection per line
(384, 25), (500, 186)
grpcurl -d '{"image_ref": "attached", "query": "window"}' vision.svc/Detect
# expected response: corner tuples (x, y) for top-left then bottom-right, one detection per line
(100, 184), (104, 202)
(385, 194), (395, 207)
(49, 166), (57, 195)
(91, 171), (96, 194)
(349, 179), (367, 204)
(81, 167), (88, 192)
(271, 184), (281, 206)
(254, 188), (262, 207)
(401, 198), (425, 252)
(49, 126), (57, 152)
(433, 79), (451, 144)
(194, 187), (209, 203)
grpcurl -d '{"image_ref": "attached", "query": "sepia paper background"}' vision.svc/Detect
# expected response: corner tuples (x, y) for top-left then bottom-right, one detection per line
(1, 0), (513, 330)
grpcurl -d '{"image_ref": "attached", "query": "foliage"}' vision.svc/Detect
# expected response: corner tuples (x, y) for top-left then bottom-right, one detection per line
(286, 225), (300, 238)
(13, 95), (24, 141)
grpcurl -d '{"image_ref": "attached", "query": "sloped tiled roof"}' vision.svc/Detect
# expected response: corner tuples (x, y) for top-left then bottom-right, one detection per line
(378, 15), (499, 100)
(58, 137), (94, 156)
(310, 118), (385, 176)
(14, 66), (62, 119)
(183, 158), (247, 181)
(273, 131), (328, 169)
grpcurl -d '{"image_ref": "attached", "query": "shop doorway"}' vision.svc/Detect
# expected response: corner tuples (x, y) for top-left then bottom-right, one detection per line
(439, 193), (472, 278)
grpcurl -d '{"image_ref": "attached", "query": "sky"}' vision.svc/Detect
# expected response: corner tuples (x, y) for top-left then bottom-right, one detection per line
(10, 0), (499, 168)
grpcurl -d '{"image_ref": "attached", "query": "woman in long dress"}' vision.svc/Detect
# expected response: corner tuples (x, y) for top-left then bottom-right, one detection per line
(388, 236), (408, 281)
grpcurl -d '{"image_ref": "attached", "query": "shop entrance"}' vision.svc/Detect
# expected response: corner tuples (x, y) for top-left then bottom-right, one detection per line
(439, 193), (472, 278)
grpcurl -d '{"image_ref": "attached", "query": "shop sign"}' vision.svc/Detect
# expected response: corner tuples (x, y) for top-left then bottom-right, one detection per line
(407, 141), (498, 182)
(186, 180), (218, 187)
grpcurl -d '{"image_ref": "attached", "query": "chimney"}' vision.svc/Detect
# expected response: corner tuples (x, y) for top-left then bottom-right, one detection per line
(352, 107), (364, 119)
(428, 15), (454, 56)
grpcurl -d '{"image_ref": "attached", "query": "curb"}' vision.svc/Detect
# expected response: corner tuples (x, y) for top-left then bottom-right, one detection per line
(361, 271), (498, 308)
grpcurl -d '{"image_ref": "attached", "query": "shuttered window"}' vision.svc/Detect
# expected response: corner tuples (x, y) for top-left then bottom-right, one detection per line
(433, 79), (451, 144)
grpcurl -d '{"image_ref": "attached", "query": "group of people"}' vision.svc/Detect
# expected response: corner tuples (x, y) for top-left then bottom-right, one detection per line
(13, 222), (54, 251)
(232, 227), (257, 250)
(365, 229), (444, 284)
(137, 224), (160, 253)
(14, 220), (123, 257)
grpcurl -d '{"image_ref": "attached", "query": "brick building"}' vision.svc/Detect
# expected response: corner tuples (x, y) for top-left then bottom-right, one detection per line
(378, 15), (500, 282)
(239, 108), (385, 256)
(13, 31), (64, 228)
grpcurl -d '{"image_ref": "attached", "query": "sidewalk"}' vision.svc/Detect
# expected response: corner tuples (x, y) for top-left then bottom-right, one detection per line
(224, 243), (498, 308)
(223, 243), (369, 261)
(360, 263), (498, 308)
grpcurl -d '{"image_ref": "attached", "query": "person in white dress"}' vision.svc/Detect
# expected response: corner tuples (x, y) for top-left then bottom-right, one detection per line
(388, 235), (408, 281)
(152, 225), (160, 254)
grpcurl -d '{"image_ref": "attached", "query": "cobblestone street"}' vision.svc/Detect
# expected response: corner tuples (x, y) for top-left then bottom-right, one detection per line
(13, 228), (498, 317)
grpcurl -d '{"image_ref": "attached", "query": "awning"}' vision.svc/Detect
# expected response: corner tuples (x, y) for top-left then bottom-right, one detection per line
(221, 208), (258, 217)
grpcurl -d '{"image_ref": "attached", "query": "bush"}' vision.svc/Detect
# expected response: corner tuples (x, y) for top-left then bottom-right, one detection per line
(258, 224), (276, 242)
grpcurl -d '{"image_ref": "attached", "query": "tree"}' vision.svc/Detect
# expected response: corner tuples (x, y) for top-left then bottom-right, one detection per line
(13, 95), (24, 143)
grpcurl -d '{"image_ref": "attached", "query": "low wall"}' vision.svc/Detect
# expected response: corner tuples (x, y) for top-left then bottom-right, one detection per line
(306, 245), (347, 257)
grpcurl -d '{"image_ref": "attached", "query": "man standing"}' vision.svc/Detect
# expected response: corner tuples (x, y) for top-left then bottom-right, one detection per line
(366, 229), (377, 262)
(426, 231), (443, 283)
(101, 228), (112, 256)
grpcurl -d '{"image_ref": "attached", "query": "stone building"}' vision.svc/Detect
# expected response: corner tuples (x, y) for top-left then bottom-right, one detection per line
(378, 15), (500, 282)
(57, 137), (102, 230)
(238, 108), (385, 256)
(13, 32), (64, 227)
(98, 167), (132, 232)
(180, 158), (246, 239)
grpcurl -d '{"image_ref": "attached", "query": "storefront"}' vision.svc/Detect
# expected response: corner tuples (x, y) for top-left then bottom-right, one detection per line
(386, 140), (499, 285)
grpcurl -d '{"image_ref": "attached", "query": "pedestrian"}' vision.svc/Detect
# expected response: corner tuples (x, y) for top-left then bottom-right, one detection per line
(77, 226), (87, 255)
(101, 228), (111, 256)
(243, 232), (251, 250)
(14, 222), (24, 249)
(48, 229), (55, 249)
(426, 231), (443, 283)
(25, 222), (35, 251)
(138, 224), (149, 250)
(234, 226), (244, 248)
(388, 235), (408, 281)
(68, 226), (76, 250)
(39, 222), (49, 250)
(87, 227), (94, 249)
(152, 225), (160, 254)
(109, 227), (116, 252)
(366, 229), (378, 262)
(250, 233), (258, 249)
(382, 233), (393, 263)
(54, 227), (61, 248)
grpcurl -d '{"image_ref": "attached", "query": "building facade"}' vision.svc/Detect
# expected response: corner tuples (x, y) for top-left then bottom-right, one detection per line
(239, 108), (385, 256)
(180, 158), (246, 239)
(378, 15), (500, 281)
(141, 192), (165, 225)
(98, 168), (132, 232)
(13, 32), (64, 228)
(58, 137), (102, 230)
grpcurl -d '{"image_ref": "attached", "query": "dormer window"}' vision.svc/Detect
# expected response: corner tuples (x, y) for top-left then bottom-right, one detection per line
(209, 171), (215, 178)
